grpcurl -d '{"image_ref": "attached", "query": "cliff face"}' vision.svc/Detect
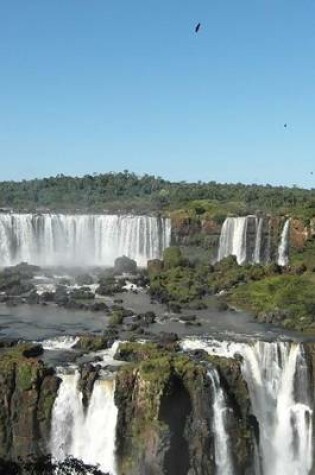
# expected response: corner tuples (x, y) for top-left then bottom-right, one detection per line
(114, 343), (254, 475)
(290, 218), (312, 250)
(170, 211), (314, 257)
(170, 211), (221, 248)
(0, 344), (60, 461)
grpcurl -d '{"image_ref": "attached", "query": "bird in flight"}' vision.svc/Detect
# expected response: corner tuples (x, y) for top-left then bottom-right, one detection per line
(284, 123), (288, 128)
(195, 23), (201, 33)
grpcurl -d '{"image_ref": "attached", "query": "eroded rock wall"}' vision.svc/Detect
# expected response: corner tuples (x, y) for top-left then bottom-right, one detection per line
(0, 345), (60, 461)
(114, 343), (255, 475)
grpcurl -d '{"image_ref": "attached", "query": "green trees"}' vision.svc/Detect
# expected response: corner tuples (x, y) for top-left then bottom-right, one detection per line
(0, 171), (314, 216)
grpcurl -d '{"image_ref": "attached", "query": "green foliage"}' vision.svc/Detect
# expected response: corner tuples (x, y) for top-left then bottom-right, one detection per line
(16, 364), (33, 391)
(1, 171), (315, 216)
(150, 266), (208, 304)
(290, 239), (315, 271)
(229, 273), (315, 331)
(163, 247), (185, 270)
(109, 310), (125, 325)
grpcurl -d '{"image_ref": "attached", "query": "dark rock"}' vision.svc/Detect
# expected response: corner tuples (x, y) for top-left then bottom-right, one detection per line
(0, 346), (60, 461)
(79, 364), (100, 408)
(75, 274), (94, 286)
(73, 335), (110, 352)
(89, 301), (108, 312)
(70, 289), (95, 300)
(169, 302), (182, 314)
(216, 301), (229, 312)
(114, 256), (137, 275)
(115, 343), (254, 475)
(22, 345), (44, 358)
(138, 311), (156, 324)
(96, 277), (125, 296)
(123, 323), (140, 332)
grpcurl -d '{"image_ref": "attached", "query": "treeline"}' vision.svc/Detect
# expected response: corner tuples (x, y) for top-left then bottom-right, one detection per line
(0, 171), (314, 216)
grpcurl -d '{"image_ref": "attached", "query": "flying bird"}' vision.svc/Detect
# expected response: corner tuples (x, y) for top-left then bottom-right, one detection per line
(284, 123), (288, 128)
(195, 23), (201, 33)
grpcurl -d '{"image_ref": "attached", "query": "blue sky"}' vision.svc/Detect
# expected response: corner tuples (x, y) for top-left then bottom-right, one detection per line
(0, 0), (315, 187)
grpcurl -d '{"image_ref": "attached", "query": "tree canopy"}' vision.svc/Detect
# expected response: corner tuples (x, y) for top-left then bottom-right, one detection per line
(0, 172), (314, 217)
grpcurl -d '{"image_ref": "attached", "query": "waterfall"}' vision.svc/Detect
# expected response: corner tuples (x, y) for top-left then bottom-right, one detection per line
(217, 217), (248, 265)
(181, 338), (313, 475)
(253, 217), (264, 264)
(0, 213), (171, 267)
(207, 369), (234, 475)
(217, 216), (269, 265)
(51, 370), (118, 474)
(277, 218), (291, 266)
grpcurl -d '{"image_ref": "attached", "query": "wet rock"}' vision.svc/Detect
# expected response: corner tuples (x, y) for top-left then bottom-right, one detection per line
(115, 343), (254, 475)
(138, 311), (156, 324)
(123, 322), (140, 332)
(79, 364), (100, 408)
(169, 302), (182, 314)
(97, 277), (125, 296)
(73, 335), (111, 352)
(75, 274), (94, 286)
(179, 315), (196, 323)
(0, 344), (60, 461)
(22, 345), (44, 358)
(114, 256), (137, 275)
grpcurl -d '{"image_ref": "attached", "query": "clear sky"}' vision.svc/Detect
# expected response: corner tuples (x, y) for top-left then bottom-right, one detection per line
(0, 0), (315, 187)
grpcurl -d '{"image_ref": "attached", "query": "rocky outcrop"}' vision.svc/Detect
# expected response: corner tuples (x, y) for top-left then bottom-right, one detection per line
(0, 344), (59, 461)
(170, 211), (221, 251)
(114, 343), (254, 475)
(290, 218), (310, 250)
(171, 212), (314, 262)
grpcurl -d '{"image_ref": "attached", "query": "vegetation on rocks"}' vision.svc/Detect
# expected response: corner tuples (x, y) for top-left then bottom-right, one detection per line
(115, 342), (254, 475)
(229, 273), (315, 331)
(148, 244), (315, 333)
(0, 344), (59, 461)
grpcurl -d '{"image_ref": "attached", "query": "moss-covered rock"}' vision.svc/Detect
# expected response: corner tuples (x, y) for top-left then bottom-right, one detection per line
(114, 343), (254, 475)
(0, 344), (60, 461)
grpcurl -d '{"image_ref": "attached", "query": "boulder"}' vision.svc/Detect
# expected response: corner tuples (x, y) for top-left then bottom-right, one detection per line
(114, 256), (137, 275)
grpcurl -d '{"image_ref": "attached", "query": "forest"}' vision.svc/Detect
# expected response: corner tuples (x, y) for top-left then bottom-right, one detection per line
(0, 171), (315, 217)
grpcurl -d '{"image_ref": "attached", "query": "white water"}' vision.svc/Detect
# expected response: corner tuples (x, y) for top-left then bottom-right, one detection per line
(207, 369), (234, 475)
(217, 216), (269, 265)
(0, 213), (171, 267)
(38, 336), (80, 350)
(182, 338), (313, 475)
(217, 217), (248, 264)
(51, 370), (118, 474)
(277, 218), (291, 266)
(253, 217), (264, 264)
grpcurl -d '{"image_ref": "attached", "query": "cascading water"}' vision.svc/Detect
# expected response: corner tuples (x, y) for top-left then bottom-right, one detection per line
(37, 336), (80, 350)
(181, 338), (313, 475)
(51, 369), (118, 475)
(253, 217), (264, 264)
(0, 213), (171, 267)
(277, 218), (291, 266)
(207, 369), (234, 475)
(217, 217), (248, 264)
(217, 216), (269, 265)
